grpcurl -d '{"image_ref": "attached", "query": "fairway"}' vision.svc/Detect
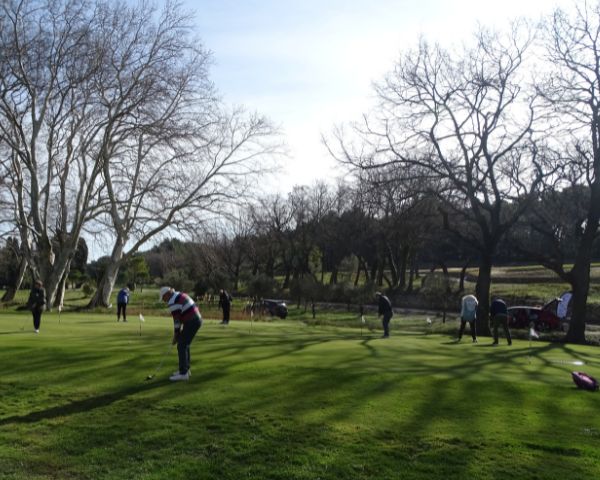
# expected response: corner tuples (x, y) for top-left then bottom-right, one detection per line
(0, 313), (599, 480)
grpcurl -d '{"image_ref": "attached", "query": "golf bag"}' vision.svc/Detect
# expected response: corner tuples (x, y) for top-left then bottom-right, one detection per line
(571, 371), (599, 391)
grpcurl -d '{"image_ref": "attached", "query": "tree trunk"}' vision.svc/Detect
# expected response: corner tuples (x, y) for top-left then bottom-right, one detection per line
(233, 260), (241, 291)
(406, 251), (417, 293)
(376, 256), (385, 287)
(88, 262), (121, 308)
(458, 260), (471, 293)
(330, 266), (338, 284)
(387, 248), (399, 288)
(39, 247), (72, 312)
(87, 241), (125, 308)
(370, 260), (378, 283)
(475, 254), (492, 337)
(354, 257), (362, 286)
(2, 255), (28, 302)
(565, 270), (589, 344)
(53, 260), (71, 308)
(399, 246), (409, 290)
(440, 260), (451, 294)
(564, 180), (600, 343)
(282, 267), (291, 289)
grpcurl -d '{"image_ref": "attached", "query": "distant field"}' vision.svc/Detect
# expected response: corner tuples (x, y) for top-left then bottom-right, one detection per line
(462, 264), (600, 283)
(4, 261), (600, 320)
(0, 313), (598, 479)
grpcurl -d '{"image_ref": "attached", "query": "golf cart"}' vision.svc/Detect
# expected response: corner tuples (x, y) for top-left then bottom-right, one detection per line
(260, 299), (288, 319)
(507, 293), (572, 332)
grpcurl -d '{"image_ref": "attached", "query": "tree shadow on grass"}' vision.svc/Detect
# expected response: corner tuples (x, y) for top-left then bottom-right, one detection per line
(0, 379), (167, 426)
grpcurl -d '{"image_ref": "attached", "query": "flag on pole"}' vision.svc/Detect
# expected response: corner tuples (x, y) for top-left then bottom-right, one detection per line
(529, 326), (539, 340)
(139, 313), (145, 322)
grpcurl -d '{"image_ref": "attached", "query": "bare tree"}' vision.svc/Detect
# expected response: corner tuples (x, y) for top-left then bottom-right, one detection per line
(327, 25), (553, 333)
(0, 0), (279, 308)
(528, 3), (600, 343)
(254, 193), (296, 288)
(88, 106), (279, 307)
(80, 0), (281, 307)
(0, 0), (109, 308)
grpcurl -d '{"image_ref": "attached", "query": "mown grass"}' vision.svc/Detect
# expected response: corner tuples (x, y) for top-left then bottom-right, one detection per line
(0, 310), (599, 480)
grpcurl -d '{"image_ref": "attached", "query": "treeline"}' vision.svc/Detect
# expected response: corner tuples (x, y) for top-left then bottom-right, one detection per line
(88, 180), (592, 305)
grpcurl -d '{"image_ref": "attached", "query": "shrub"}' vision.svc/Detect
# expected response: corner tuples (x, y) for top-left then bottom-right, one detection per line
(81, 283), (95, 297)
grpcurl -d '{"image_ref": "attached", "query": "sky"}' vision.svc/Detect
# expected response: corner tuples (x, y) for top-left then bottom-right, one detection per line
(187, 0), (578, 193)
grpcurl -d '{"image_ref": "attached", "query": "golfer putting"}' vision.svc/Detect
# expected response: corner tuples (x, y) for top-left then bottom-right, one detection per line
(159, 286), (202, 382)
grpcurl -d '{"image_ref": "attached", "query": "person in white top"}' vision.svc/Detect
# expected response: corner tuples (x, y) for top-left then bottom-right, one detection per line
(456, 294), (478, 343)
(557, 291), (572, 319)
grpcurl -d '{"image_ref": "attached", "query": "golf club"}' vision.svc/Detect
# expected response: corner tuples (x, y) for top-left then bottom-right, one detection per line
(145, 343), (175, 381)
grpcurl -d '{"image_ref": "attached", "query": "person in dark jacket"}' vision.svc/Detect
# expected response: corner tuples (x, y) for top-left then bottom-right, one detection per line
(218, 289), (232, 325)
(116, 286), (130, 322)
(160, 286), (202, 382)
(490, 297), (512, 346)
(28, 279), (46, 333)
(375, 292), (393, 338)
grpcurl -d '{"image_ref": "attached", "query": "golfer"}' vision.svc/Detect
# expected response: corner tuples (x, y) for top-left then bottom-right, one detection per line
(375, 292), (393, 338)
(490, 297), (512, 346)
(28, 279), (46, 333)
(116, 286), (130, 322)
(456, 294), (478, 343)
(160, 286), (202, 381)
(218, 288), (232, 325)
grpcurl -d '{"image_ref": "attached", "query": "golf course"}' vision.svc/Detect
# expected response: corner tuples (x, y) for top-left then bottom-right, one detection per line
(0, 306), (598, 479)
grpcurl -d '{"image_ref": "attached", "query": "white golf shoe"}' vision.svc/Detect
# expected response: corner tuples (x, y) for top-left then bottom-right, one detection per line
(172, 370), (191, 377)
(169, 372), (190, 382)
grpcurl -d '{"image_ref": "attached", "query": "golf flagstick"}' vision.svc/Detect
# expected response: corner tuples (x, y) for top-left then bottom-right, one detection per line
(139, 312), (145, 336)
(58, 304), (62, 324)
(528, 322), (539, 364)
(361, 315), (365, 337)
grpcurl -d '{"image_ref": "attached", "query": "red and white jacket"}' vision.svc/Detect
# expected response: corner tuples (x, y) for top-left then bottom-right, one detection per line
(167, 291), (201, 332)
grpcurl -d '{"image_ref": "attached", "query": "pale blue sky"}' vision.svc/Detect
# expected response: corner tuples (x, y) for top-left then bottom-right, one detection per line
(186, 0), (577, 192)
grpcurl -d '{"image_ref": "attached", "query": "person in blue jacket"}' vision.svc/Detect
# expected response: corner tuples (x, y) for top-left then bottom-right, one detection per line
(117, 286), (130, 322)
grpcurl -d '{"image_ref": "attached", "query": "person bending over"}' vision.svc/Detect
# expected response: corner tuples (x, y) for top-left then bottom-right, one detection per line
(160, 286), (202, 381)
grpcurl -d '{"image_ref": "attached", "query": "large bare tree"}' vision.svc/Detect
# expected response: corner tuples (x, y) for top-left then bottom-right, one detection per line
(87, 105), (279, 307)
(0, 0), (108, 307)
(81, 1), (280, 307)
(0, 0), (280, 308)
(328, 25), (553, 333)
(529, 3), (600, 343)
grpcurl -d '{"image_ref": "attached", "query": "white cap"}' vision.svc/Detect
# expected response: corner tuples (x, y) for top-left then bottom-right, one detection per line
(159, 286), (172, 300)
